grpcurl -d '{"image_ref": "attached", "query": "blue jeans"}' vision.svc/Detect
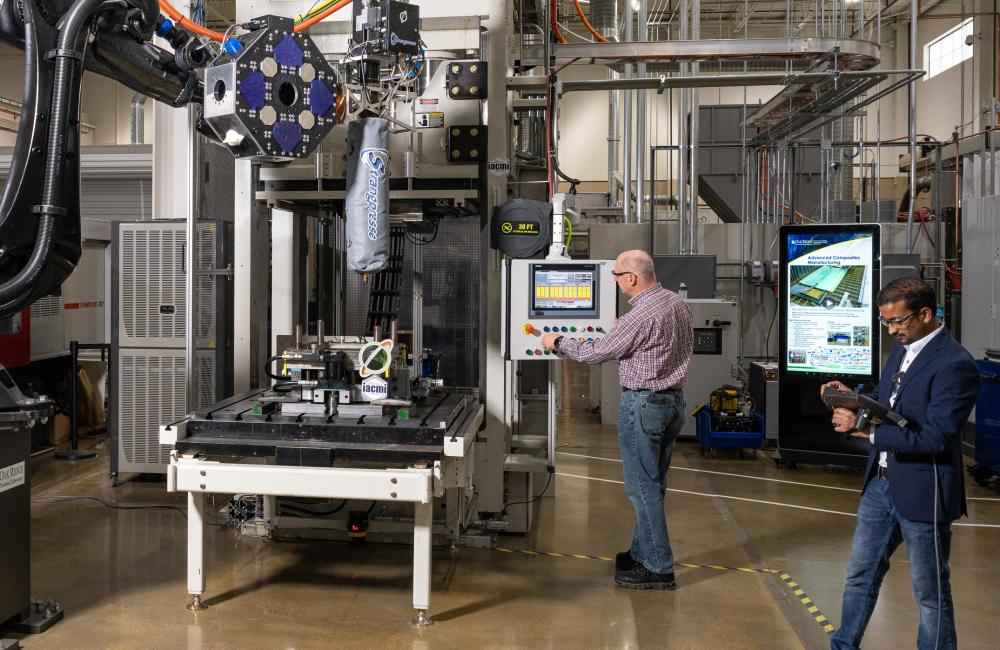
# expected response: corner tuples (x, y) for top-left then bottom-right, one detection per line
(831, 476), (955, 650)
(618, 389), (684, 574)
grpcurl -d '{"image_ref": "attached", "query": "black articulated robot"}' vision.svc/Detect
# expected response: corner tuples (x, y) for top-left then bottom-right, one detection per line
(0, 0), (341, 318)
(0, 0), (340, 635)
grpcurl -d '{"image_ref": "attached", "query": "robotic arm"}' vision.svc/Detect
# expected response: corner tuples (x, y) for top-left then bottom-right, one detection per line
(0, 0), (344, 318)
(0, 0), (207, 319)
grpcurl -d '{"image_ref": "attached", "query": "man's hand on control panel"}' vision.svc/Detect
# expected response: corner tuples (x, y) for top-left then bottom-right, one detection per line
(541, 333), (562, 351)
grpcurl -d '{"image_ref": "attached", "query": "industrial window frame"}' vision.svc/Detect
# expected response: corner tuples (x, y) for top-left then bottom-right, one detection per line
(924, 18), (974, 80)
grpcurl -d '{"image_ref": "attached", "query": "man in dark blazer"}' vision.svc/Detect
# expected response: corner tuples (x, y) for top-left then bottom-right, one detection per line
(822, 277), (979, 650)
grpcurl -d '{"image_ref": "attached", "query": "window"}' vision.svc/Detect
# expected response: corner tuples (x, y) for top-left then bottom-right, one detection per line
(924, 18), (973, 79)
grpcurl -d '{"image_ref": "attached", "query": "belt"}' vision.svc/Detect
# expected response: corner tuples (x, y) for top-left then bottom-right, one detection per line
(877, 465), (889, 479)
(622, 387), (681, 394)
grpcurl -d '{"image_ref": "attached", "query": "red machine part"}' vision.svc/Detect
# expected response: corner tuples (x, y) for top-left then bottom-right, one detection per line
(0, 309), (31, 368)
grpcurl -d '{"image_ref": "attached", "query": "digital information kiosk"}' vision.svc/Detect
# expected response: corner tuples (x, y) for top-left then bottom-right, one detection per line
(778, 224), (881, 467)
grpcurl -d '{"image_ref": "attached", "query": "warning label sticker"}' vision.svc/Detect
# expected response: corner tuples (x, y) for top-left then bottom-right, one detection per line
(0, 461), (25, 494)
(415, 99), (440, 114)
(416, 112), (445, 128)
(500, 221), (540, 236)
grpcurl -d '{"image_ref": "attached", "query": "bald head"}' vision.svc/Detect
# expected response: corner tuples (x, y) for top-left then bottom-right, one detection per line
(616, 250), (656, 282)
(612, 250), (658, 298)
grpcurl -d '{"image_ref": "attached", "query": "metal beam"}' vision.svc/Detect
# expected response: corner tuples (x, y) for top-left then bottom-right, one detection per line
(508, 70), (917, 93)
(519, 37), (880, 70)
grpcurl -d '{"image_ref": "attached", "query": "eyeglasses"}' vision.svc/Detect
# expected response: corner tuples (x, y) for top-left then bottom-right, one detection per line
(611, 270), (636, 279)
(878, 312), (917, 328)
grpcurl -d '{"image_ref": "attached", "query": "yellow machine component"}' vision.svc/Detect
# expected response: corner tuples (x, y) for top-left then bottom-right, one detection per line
(710, 385), (742, 415)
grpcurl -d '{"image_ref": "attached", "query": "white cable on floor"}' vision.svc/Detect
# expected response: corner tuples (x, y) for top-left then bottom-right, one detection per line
(554, 471), (1000, 529)
(555, 451), (1000, 501)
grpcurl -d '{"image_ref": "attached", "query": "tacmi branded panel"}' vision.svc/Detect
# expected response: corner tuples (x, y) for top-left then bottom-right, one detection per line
(503, 259), (617, 360)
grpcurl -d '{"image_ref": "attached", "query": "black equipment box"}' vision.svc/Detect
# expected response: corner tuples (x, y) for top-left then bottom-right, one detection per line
(352, 0), (420, 55)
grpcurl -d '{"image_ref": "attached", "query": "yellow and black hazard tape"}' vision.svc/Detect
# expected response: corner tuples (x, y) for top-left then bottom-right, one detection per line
(494, 547), (778, 574)
(778, 572), (835, 635)
(495, 547), (834, 635)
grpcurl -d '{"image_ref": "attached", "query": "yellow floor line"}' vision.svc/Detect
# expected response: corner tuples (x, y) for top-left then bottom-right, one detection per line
(493, 547), (834, 635)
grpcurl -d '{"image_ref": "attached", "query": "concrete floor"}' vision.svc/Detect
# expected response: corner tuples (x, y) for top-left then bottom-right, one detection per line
(12, 365), (1000, 649)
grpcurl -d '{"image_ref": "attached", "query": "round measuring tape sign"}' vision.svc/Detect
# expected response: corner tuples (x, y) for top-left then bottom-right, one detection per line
(358, 339), (394, 377)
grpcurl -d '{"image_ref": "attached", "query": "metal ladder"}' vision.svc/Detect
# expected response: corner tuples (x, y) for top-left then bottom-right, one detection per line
(366, 226), (406, 335)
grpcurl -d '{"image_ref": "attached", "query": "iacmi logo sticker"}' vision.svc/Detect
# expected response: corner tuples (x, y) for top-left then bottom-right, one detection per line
(361, 148), (388, 241)
(361, 375), (389, 402)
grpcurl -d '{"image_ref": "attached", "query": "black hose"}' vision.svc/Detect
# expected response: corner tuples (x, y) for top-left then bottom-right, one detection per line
(546, 74), (580, 196)
(555, 165), (580, 194)
(0, 288), (37, 317)
(0, 0), (108, 307)
(266, 354), (291, 380)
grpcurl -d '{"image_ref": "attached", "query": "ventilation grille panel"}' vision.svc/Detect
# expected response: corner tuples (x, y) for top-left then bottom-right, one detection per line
(118, 350), (186, 466)
(31, 295), (61, 320)
(119, 224), (187, 346)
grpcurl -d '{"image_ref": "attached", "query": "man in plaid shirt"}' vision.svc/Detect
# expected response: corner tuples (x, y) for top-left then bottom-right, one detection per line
(542, 250), (693, 589)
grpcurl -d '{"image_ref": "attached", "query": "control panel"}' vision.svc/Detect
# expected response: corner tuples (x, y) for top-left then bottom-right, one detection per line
(503, 259), (618, 361)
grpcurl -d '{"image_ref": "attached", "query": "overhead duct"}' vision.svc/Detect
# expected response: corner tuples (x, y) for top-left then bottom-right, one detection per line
(591, 0), (620, 201)
(590, 0), (619, 40)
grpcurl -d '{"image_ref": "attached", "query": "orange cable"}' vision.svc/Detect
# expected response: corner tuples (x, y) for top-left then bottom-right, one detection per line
(158, 0), (350, 42)
(294, 0), (352, 32)
(573, 0), (608, 43)
(551, 0), (567, 44)
(158, 0), (225, 41)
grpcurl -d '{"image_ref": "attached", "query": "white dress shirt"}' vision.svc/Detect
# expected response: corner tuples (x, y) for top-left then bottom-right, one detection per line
(871, 324), (944, 468)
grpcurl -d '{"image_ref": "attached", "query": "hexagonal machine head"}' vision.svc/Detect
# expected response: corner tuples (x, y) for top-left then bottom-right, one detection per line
(201, 15), (340, 161)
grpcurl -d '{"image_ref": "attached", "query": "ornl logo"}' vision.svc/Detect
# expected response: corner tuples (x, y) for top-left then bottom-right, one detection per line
(391, 33), (417, 48)
(361, 148), (388, 241)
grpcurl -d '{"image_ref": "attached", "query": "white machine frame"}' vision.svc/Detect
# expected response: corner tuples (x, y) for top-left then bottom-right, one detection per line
(164, 404), (483, 626)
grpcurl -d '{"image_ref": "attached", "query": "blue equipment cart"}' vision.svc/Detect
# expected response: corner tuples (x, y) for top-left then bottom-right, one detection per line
(969, 357), (1000, 491)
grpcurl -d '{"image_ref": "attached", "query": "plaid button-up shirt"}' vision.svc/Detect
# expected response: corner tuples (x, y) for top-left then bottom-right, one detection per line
(557, 283), (693, 391)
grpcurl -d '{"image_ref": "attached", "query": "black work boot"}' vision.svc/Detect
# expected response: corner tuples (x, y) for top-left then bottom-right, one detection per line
(615, 550), (638, 571)
(614, 565), (677, 590)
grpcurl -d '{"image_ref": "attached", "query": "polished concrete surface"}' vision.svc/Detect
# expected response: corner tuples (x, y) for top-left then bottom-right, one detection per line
(12, 365), (1000, 649)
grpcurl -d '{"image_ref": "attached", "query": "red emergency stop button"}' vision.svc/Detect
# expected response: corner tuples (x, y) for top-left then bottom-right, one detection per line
(523, 324), (535, 335)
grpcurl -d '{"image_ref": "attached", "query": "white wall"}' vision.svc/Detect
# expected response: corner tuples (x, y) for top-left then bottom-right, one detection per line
(880, 15), (982, 143)
(557, 63), (781, 183)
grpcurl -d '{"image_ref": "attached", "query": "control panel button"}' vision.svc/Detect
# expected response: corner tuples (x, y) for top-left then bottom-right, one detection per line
(542, 349), (550, 355)
(543, 326), (551, 332)
(526, 349), (534, 356)
(570, 326), (577, 332)
(535, 349), (542, 356)
(560, 326), (568, 333)
(523, 324), (535, 335)
(587, 338), (594, 342)
(587, 326), (594, 332)
(596, 326), (604, 332)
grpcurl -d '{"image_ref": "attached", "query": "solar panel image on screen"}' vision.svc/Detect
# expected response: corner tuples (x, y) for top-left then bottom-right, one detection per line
(789, 264), (866, 308)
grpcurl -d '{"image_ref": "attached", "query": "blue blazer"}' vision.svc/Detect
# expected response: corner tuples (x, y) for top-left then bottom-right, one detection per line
(865, 328), (979, 523)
